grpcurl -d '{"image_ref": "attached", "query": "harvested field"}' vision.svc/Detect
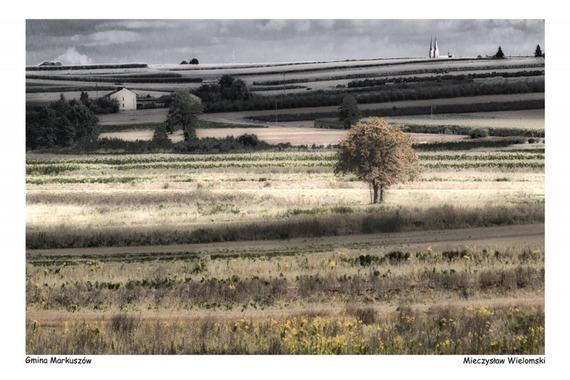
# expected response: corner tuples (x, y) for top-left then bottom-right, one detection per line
(388, 109), (545, 130)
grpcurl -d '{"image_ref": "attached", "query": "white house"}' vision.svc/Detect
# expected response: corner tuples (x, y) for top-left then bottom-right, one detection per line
(105, 87), (137, 111)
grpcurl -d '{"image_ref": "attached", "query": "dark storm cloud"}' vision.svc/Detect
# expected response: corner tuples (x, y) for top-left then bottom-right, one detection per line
(26, 19), (545, 65)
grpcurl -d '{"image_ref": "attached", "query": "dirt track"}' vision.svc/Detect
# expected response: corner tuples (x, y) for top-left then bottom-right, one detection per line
(27, 223), (544, 259)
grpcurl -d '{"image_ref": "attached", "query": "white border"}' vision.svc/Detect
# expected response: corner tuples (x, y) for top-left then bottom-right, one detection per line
(4, 1), (568, 378)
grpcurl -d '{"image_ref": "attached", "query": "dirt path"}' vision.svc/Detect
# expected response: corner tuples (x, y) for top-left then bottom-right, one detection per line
(27, 223), (544, 259)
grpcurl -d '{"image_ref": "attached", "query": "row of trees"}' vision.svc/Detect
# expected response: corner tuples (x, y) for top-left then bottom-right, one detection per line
(494, 44), (544, 59)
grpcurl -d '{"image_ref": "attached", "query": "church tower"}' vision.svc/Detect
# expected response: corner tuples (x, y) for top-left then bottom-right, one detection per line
(429, 36), (434, 58)
(434, 36), (440, 58)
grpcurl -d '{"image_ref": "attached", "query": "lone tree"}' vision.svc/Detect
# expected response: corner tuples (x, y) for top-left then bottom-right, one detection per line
(338, 95), (361, 129)
(335, 118), (420, 203)
(165, 91), (203, 141)
(494, 46), (505, 59)
(534, 44), (543, 57)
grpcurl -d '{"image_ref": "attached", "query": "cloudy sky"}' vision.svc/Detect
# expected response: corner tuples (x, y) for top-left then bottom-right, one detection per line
(26, 19), (545, 66)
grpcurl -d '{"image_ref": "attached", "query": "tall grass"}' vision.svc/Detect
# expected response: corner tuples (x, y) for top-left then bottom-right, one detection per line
(26, 203), (544, 250)
(26, 304), (544, 354)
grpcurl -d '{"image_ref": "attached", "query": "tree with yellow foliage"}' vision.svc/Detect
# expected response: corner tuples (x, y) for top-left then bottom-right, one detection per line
(335, 118), (420, 203)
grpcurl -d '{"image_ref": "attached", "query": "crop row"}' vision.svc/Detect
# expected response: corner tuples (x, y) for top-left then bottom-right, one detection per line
(26, 150), (543, 166)
(26, 160), (544, 178)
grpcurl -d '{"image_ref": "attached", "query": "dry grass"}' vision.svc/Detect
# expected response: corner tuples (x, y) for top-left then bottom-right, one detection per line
(26, 243), (544, 354)
(25, 141), (544, 354)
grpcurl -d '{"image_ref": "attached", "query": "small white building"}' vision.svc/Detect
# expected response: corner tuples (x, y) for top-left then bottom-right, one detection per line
(105, 87), (137, 111)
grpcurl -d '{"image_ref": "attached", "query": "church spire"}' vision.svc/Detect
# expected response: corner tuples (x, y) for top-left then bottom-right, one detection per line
(434, 35), (439, 58)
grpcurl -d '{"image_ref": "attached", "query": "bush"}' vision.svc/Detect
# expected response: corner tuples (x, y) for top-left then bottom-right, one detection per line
(469, 127), (490, 139)
(237, 134), (260, 147)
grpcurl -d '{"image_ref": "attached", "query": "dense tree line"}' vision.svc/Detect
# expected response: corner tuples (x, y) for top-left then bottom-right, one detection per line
(26, 95), (100, 150)
(193, 75), (253, 104)
(347, 70), (544, 88)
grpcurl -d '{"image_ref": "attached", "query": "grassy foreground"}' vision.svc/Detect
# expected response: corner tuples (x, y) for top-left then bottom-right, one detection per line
(26, 145), (544, 355)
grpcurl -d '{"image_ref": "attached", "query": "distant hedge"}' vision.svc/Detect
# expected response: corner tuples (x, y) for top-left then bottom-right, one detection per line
(26, 63), (148, 71)
(26, 74), (203, 84)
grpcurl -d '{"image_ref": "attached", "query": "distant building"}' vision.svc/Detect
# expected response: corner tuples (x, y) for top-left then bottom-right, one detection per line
(429, 36), (440, 59)
(105, 87), (137, 111)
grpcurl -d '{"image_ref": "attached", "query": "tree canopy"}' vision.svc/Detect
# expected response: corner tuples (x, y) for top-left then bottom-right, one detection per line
(194, 75), (252, 104)
(26, 94), (100, 150)
(334, 117), (420, 203)
(165, 91), (203, 141)
(338, 95), (362, 129)
(534, 44), (543, 58)
(494, 46), (505, 59)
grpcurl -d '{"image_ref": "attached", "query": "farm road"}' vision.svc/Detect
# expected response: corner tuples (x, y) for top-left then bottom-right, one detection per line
(27, 223), (544, 260)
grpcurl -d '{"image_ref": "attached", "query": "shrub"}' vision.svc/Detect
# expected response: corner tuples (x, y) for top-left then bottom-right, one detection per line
(469, 127), (490, 139)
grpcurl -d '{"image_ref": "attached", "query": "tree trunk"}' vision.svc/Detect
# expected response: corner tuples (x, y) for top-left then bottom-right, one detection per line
(372, 182), (379, 203)
(372, 181), (385, 204)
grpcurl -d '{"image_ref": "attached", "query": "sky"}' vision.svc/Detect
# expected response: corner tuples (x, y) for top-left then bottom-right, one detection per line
(26, 19), (545, 66)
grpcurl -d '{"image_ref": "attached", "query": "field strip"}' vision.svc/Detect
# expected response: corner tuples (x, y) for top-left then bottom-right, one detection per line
(27, 223), (544, 259)
(27, 296), (544, 325)
(201, 93), (546, 122)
